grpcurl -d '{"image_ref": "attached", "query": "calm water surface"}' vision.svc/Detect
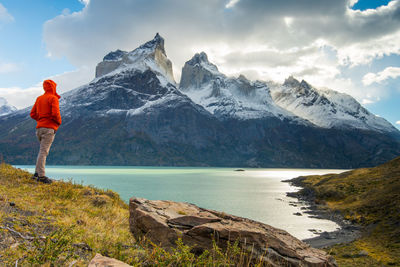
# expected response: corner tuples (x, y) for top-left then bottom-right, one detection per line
(16, 166), (346, 240)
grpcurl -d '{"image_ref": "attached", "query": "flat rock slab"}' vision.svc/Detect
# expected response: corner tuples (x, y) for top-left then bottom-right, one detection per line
(88, 253), (132, 267)
(129, 197), (337, 266)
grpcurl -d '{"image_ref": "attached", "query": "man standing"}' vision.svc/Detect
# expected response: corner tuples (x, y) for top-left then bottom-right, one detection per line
(30, 79), (62, 184)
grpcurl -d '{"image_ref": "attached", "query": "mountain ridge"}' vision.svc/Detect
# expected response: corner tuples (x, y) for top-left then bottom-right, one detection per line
(0, 34), (399, 167)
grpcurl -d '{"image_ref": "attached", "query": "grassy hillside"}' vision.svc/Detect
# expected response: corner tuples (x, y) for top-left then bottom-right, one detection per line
(291, 156), (400, 266)
(0, 163), (268, 266)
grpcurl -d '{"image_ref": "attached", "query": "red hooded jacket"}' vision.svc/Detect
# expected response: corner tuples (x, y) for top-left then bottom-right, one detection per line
(30, 80), (62, 131)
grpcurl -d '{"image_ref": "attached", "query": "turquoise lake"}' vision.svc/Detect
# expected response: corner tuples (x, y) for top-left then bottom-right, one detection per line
(15, 166), (346, 240)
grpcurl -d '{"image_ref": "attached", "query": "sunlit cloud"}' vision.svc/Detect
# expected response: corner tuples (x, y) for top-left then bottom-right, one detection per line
(362, 67), (400, 86)
(284, 17), (293, 27)
(40, 0), (400, 107)
(0, 84), (42, 109)
(362, 98), (374, 104)
(0, 66), (92, 109)
(396, 120), (400, 125)
(225, 0), (240, 9)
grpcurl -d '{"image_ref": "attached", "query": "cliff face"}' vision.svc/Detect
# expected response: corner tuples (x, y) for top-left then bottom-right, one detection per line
(95, 33), (174, 82)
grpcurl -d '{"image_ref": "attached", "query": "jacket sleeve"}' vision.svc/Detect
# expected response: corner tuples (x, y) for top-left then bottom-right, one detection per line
(30, 100), (39, 121)
(50, 97), (62, 125)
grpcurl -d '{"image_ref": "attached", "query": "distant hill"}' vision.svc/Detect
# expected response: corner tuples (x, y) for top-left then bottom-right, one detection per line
(1, 34), (400, 167)
(0, 97), (16, 116)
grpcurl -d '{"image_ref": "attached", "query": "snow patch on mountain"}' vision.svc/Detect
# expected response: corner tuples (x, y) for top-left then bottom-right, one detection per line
(95, 33), (175, 86)
(179, 53), (304, 122)
(0, 97), (17, 116)
(270, 76), (398, 133)
(126, 93), (181, 117)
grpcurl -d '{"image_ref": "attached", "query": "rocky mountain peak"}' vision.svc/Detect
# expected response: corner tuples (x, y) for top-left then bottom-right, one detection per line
(180, 52), (221, 90)
(300, 80), (311, 90)
(95, 33), (174, 83)
(187, 52), (210, 65)
(238, 74), (249, 82)
(282, 76), (313, 96)
(283, 76), (300, 88)
(138, 32), (166, 55)
(103, 49), (127, 61)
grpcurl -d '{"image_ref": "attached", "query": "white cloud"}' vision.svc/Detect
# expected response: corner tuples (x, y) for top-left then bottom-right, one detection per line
(0, 85), (42, 109)
(362, 67), (400, 86)
(362, 98), (374, 104)
(0, 62), (19, 73)
(41, 0), (400, 103)
(48, 66), (93, 94)
(0, 3), (14, 25)
(396, 120), (400, 125)
(0, 66), (93, 109)
(337, 30), (400, 67)
(225, 0), (240, 9)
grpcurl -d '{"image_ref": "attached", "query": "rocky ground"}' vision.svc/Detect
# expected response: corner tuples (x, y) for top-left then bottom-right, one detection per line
(285, 189), (361, 249)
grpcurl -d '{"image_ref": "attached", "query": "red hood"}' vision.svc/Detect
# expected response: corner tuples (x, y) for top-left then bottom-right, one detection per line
(43, 79), (60, 99)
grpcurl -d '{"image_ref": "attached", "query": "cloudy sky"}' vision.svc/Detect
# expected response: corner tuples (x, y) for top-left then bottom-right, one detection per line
(0, 0), (399, 129)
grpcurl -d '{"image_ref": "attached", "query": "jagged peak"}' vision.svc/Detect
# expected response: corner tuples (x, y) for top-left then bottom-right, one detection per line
(283, 77), (312, 93)
(299, 80), (311, 90)
(183, 52), (220, 76)
(283, 76), (300, 87)
(95, 33), (174, 82)
(103, 49), (127, 61)
(187, 52), (210, 65)
(238, 74), (249, 82)
(137, 33), (166, 55)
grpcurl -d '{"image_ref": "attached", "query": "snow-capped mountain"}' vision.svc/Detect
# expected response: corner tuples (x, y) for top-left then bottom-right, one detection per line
(270, 76), (398, 134)
(62, 33), (179, 118)
(58, 33), (217, 148)
(1, 34), (399, 168)
(179, 54), (397, 134)
(95, 33), (175, 85)
(0, 97), (17, 116)
(179, 52), (303, 122)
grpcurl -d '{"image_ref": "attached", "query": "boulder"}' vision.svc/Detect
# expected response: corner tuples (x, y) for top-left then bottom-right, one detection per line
(129, 197), (337, 266)
(88, 253), (132, 267)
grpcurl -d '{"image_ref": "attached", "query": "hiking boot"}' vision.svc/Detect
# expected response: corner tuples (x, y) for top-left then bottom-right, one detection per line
(31, 172), (39, 180)
(37, 176), (53, 184)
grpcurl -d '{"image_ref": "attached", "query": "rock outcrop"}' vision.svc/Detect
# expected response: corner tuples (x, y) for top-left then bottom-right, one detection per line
(129, 197), (337, 266)
(88, 253), (132, 267)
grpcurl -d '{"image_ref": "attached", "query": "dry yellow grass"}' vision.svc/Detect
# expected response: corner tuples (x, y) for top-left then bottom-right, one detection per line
(295, 156), (400, 266)
(0, 163), (138, 266)
(0, 163), (268, 266)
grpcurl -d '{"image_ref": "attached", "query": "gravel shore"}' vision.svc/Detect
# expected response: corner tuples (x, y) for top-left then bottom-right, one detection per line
(284, 177), (361, 249)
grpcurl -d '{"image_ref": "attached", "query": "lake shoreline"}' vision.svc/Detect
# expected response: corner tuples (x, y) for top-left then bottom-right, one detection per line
(284, 177), (361, 248)
(15, 165), (346, 240)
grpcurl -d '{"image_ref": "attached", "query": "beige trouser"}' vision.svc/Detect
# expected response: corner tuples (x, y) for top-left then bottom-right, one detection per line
(35, 127), (55, 177)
